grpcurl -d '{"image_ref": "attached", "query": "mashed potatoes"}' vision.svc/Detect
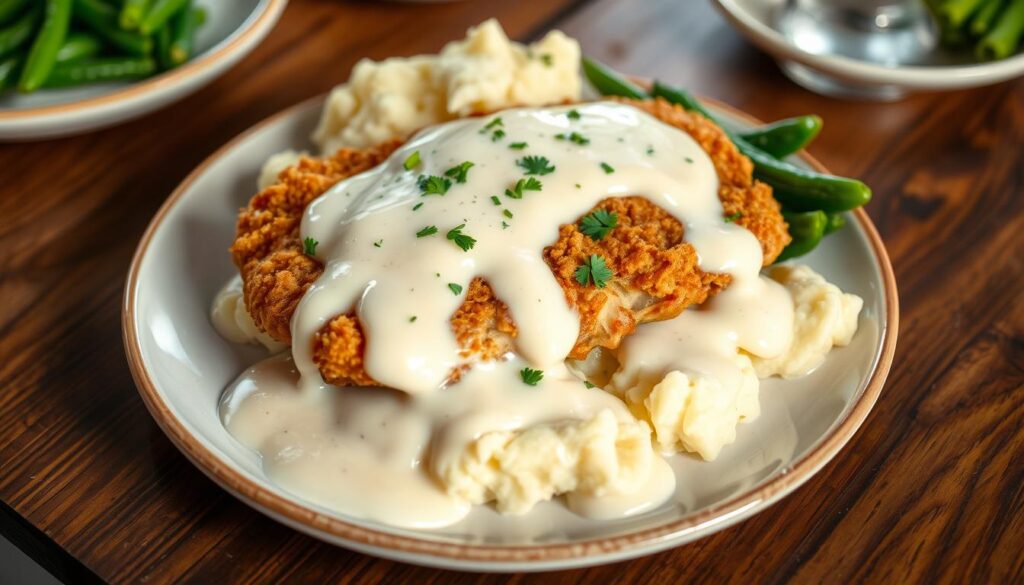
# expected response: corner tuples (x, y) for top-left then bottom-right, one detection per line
(210, 276), (286, 352)
(312, 19), (581, 152)
(439, 409), (654, 515)
(750, 265), (863, 379)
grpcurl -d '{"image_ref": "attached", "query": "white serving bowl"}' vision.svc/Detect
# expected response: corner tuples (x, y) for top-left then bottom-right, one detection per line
(712, 0), (1024, 99)
(0, 0), (287, 141)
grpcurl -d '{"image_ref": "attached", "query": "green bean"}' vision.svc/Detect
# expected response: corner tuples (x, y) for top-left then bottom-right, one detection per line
(0, 0), (30, 27)
(650, 81), (872, 213)
(167, 2), (200, 67)
(120, 0), (150, 30)
(139, 0), (189, 35)
(0, 6), (38, 59)
(977, 0), (1024, 60)
(776, 211), (827, 262)
(55, 32), (102, 63)
(73, 0), (152, 57)
(581, 56), (646, 99)
(155, 21), (171, 69)
(0, 53), (19, 88)
(738, 115), (822, 159)
(18, 0), (72, 93)
(824, 212), (846, 235)
(971, 0), (1005, 36)
(42, 56), (156, 87)
(939, 0), (988, 29)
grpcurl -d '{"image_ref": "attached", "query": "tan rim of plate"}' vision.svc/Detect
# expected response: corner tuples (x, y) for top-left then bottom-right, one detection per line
(122, 93), (899, 564)
(0, 0), (287, 121)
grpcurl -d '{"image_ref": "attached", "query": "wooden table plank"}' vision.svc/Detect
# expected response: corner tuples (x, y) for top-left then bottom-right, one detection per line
(0, 0), (1021, 583)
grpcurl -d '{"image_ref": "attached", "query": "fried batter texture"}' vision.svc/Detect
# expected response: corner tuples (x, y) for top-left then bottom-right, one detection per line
(230, 99), (789, 386)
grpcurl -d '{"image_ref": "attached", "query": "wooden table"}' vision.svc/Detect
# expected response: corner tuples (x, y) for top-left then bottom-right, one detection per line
(2, 0), (1021, 582)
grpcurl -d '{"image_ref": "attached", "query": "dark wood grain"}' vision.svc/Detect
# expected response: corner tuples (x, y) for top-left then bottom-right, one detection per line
(0, 0), (1021, 583)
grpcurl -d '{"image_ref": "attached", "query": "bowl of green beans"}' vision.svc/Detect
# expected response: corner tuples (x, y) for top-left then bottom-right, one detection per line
(711, 0), (1024, 100)
(0, 0), (287, 140)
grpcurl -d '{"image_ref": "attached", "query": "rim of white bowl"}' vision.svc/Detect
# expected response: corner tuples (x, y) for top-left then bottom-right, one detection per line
(712, 0), (1024, 89)
(0, 0), (288, 122)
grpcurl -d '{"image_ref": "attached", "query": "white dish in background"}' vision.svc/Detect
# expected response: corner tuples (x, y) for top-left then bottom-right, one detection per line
(0, 0), (287, 141)
(712, 0), (1024, 99)
(122, 96), (898, 571)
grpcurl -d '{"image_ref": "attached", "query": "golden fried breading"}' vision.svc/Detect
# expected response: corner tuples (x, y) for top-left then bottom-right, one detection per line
(231, 99), (789, 387)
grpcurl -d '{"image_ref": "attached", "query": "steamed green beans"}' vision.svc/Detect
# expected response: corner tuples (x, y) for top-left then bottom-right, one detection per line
(777, 211), (828, 262)
(73, 0), (153, 56)
(18, 0), (72, 92)
(43, 56), (156, 87)
(738, 115), (822, 159)
(0, 0), (30, 27)
(55, 32), (102, 63)
(0, 6), (38, 59)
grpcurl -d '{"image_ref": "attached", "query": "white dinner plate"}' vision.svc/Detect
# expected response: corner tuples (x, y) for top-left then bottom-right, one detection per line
(122, 95), (898, 572)
(0, 0), (287, 141)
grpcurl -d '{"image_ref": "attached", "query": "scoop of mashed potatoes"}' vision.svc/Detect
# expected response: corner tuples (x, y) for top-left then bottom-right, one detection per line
(211, 276), (287, 352)
(438, 409), (654, 515)
(312, 18), (581, 152)
(613, 356), (760, 461)
(751, 265), (863, 379)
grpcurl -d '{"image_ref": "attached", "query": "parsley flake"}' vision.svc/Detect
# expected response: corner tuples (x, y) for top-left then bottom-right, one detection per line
(416, 225), (438, 238)
(505, 177), (543, 199)
(418, 175), (451, 196)
(583, 381), (596, 389)
(503, 209), (514, 219)
(646, 146), (655, 155)
(490, 195), (501, 206)
(501, 221), (510, 229)
(373, 239), (383, 248)
(403, 151), (421, 170)
(509, 142), (528, 150)
(724, 212), (743, 223)
(567, 109), (581, 120)
(579, 210), (618, 241)
(302, 237), (318, 256)
(520, 367), (544, 386)
(517, 155), (556, 175)
(491, 129), (506, 141)
(600, 162), (615, 174)
(540, 53), (553, 67)
(685, 156), (694, 163)
(555, 131), (589, 145)
(409, 316), (417, 323)
(446, 224), (476, 252)
(480, 117), (503, 133)
(574, 254), (614, 288)
(448, 282), (463, 295)
(444, 161), (474, 184)
(412, 202), (424, 211)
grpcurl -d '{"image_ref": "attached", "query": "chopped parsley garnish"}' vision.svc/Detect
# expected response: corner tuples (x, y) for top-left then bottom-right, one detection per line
(600, 162), (615, 174)
(302, 237), (318, 256)
(373, 239), (383, 248)
(646, 146), (655, 155)
(520, 367), (544, 386)
(724, 212), (743, 223)
(555, 131), (590, 145)
(412, 202), (424, 211)
(583, 381), (596, 389)
(490, 195), (501, 206)
(418, 175), (451, 196)
(517, 155), (555, 176)
(409, 316), (417, 322)
(444, 161), (474, 184)
(503, 209), (514, 219)
(566, 109), (581, 120)
(446, 224), (476, 252)
(540, 53), (553, 67)
(579, 210), (618, 241)
(504, 177), (543, 199)
(509, 142), (528, 150)
(685, 156), (694, 163)
(501, 221), (510, 229)
(480, 117), (503, 133)
(416, 225), (438, 238)
(403, 150), (421, 170)
(574, 254), (613, 288)
(448, 282), (463, 295)
(491, 129), (506, 141)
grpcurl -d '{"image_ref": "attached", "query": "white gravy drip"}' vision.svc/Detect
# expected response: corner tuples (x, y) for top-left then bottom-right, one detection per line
(219, 102), (795, 528)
